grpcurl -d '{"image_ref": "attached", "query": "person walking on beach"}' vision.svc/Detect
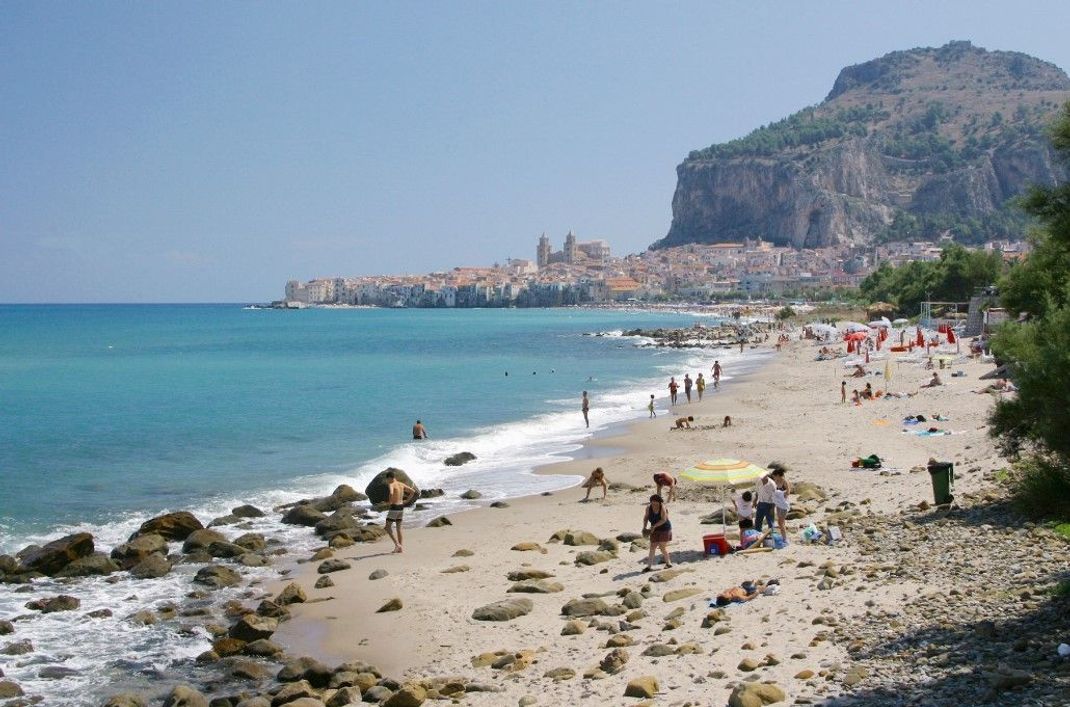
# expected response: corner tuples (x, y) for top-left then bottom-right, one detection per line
(683, 374), (693, 403)
(713, 361), (722, 389)
(383, 470), (417, 553)
(647, 394), (656, 418)
(642, 494), (673, 571)
(412, 420), (428, 440)
(696, 373), (706, 401)
(581, 391), (590, 429)
(668, 377), (679, 405)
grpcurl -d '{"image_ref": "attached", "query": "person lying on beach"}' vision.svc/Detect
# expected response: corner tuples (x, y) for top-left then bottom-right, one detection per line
(852, 365), (867, 378)
(975, 379), (1016, 394)
(580, 467), (607, 501)
(920, 372), (943, 388)
(671, 415), (695, 430)
(653, 472), (677, 502)
(713, 579), (767, 606)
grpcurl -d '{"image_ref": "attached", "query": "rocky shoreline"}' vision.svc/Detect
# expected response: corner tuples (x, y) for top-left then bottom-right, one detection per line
(0, 469), (470, 706)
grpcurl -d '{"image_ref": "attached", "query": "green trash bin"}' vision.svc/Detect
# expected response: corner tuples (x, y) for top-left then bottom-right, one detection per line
(927, 461), (955, 505)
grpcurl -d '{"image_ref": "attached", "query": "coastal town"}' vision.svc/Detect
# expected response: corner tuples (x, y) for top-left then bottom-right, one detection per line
(280, 232), (1030, 308)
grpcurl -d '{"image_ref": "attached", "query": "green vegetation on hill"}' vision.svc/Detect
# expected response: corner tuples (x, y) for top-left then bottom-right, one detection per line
(876, 208), (1035, 245)
(990, 101), (1070, 519)
(689, 105), (887, 160)
(859, 243), (1004, 316)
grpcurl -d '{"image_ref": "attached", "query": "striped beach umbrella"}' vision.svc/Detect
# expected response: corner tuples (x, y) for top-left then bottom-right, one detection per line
(680, 459), (767, 535)
(680, 458), (766, 486)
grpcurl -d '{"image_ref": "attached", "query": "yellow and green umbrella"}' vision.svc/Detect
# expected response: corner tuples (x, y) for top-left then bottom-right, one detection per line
(679, 458), (766, 534)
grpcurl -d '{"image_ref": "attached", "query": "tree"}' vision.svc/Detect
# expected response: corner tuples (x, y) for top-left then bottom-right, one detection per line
(990, 101), (1070, 518)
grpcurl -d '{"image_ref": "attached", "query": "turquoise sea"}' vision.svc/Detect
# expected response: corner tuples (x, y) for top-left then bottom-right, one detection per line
(0, 304), (763, 705)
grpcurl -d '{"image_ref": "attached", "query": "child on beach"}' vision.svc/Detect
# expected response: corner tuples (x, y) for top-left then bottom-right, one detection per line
(733, 490), (754, 533)
(642, 494), (673, 571)
(580, 467), (607, 501)
(672, 415), (694, 430)
(841, 380), (847, 404)
(647, 394), (656, 418)
(696, 373), (706, 401)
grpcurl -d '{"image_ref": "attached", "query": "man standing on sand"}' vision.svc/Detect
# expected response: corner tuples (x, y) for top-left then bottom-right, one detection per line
(668, 377), (679, 405)
(713, 361), (722, 389)
(383, 470), (417, 553)
(581, 391), (590, 429)
(412, 420), (428, 440)
(683, 374), (693, 403)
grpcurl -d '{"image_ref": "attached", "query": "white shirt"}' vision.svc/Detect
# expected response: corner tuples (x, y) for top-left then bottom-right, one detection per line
(756, 477), (777, 505)
(773, 488), (790, 511)
(733, 494), (753, 519)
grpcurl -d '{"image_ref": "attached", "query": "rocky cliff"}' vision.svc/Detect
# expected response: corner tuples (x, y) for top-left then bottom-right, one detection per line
(655, 41), (1070, 249)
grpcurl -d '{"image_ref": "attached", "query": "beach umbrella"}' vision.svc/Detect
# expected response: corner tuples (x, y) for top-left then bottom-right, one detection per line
(679, 458), (767, 534)
(892, 318), (910, 326)
(842, 322), (870, 333)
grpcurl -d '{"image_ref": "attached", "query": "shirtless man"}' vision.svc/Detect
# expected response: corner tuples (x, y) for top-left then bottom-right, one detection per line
(581, 391), (590, 429)
(383, 470), (417, 553)
(712, 361), (722, 389)
(412, 420), (428, 440)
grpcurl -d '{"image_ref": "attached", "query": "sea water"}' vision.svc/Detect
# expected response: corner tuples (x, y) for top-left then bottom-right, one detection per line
(0, 304), (767, 704)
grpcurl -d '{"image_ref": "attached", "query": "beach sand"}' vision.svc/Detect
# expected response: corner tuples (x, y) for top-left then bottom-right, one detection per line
(272, 339), (1014, 704)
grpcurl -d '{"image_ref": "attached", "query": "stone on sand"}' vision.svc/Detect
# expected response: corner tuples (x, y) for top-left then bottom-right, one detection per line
(624, 676), (659, 698)
(727, 682), (786, 707)
(471, 598), (533, 621)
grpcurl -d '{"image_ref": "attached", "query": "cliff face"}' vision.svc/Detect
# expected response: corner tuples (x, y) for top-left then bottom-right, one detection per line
(657, 42), (1070, 249)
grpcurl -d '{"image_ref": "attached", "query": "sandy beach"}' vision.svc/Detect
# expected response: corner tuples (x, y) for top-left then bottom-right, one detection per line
(267, 336), (1069, 705)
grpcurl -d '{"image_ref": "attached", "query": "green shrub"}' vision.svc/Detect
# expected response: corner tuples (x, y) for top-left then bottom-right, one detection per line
(776, 306), (796, 321)
(1008, 456), (1070, 519)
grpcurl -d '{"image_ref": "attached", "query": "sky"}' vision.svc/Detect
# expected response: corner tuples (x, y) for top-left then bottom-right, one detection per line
(3, 2), (1070, 302)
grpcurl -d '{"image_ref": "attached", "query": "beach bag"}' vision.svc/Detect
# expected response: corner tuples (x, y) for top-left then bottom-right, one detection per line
(861, 454), (882, 469)
(801, 524), (822, 543)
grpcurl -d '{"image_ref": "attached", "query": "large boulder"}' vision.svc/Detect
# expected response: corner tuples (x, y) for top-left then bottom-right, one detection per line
(111, 533), (168, 569)
(471, 598), (533, 622)
(331, 484), (367, 502)
(229, 614), (278, 642)
(231, 504), (266, 518)
(193, 564), (241, 589)
(281, 505), (327, 527)
(134, 512), (203, 542)
(54, 552), (119, 577)
(314, 511), (360, 538)
(364, 468), (420, 505)
(276, 582), (307, 605)
(277, 657), (333, 687)
(17, 533), (94, 575)
(561, 598), (610, 617)
(25, 595), (80, 613)
(182, 529), (227, 553)
(129, 553), (172, 579)
(444, 452), (476, 467)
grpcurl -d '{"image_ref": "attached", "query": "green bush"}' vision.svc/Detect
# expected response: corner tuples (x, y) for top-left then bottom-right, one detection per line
(776, 306), (796, 320)
(1007, 457), (1070, 519)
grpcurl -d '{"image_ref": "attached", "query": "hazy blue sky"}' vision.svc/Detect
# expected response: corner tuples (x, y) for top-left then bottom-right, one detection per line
(4, 2), (1069, 302)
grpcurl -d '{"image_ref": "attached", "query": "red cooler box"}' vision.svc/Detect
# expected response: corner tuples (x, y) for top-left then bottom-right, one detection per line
(703, 534), (732, 556)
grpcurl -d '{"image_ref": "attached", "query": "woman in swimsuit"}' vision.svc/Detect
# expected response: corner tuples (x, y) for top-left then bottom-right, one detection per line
(642, 494), (673, 571)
